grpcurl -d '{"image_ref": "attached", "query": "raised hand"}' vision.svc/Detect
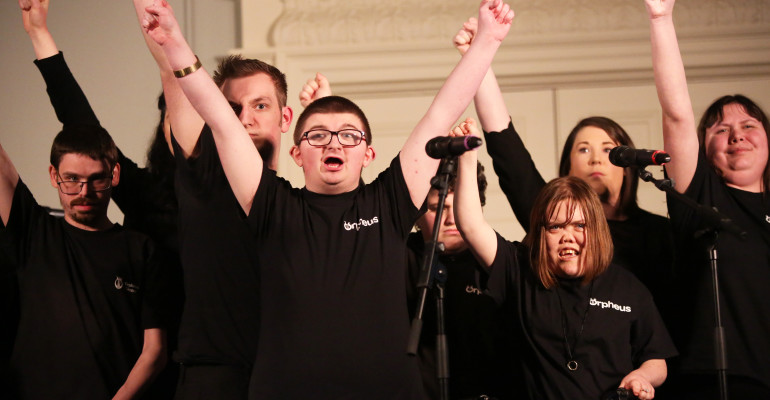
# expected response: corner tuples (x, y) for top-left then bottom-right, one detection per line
(450, 117), (481, 139)
(299, 72), (331, 108)
(20, 0), (48, 34)
(476, 0), (514, 44)
(453, 18), (478, 56)
(644, 0), (675, 20)
(142, 0), (183, 47)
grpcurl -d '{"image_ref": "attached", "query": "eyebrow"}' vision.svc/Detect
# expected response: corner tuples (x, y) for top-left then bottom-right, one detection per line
(306, 123), (362, 131)
(59, 172), (109, 179)
(576, 140), (616, 146)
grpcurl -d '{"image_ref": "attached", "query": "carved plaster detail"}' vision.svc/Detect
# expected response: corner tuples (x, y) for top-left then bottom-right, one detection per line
(270, 0), (770, 47)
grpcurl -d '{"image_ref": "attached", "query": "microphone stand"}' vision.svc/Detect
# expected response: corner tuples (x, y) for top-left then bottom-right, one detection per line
(408, 157), (456, 400)
(637, 168), (745, 400)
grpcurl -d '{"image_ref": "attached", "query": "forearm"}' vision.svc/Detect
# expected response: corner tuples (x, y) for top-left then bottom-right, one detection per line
(34, 52), (100, 126)
(484, 123), (544, 231)
(648, 10), (698, 192)
(650, 16), (693, 126)
(112, 328), (167, 400)
(133, 0), (204, 157)
(27, 26), (58, 60)
(474, 68), (509, 133)
(148, 3), (261, 212)
(455, 151), (497, 268)
(624, 358), (668, 388)
(401, 34), (503, 205)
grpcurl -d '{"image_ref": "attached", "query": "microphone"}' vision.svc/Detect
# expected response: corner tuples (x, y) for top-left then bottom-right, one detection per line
(425, 136), (483, 159)
(609, 145), (671, 168)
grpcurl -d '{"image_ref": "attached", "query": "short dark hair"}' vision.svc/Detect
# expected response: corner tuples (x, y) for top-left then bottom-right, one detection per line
(293, 96), (372, 146)
(440, 159), (488, 206)
(50, 124), (118, 170)
(523, 176), (613, 289)
(697, 94), (770, 193)
(558, 116), (640, 217)
(212, 55), (288, 107)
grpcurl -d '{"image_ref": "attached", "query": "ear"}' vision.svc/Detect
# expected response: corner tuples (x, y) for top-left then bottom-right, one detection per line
(49, 165), (59, 189)
(290, 145), (303, 167)
(281, 106), (294, 133)
(362, 145), (376, 168)
(111, 163), (121, 187)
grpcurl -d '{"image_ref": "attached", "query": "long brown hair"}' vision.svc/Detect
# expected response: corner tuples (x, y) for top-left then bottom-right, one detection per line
(523, 176), (613, 289)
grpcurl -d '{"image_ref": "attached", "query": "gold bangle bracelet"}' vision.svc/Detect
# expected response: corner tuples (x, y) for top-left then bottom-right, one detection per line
(173, 56), (202, 78)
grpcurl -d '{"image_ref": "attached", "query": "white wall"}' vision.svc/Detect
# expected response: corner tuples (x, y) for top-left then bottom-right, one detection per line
(2, 0), (769, 241)
(0, 0), (234, 221)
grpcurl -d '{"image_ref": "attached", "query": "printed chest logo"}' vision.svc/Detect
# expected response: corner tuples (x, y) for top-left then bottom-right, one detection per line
(343, 216), (379, 231)
(466, 285), (482, 295)
(590, 297), (631, 313)
(114, 276), (140, 293)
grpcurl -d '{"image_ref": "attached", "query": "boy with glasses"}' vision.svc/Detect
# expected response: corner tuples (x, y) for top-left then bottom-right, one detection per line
(141, 0), (513, 397)
(0, 124), (170, 398)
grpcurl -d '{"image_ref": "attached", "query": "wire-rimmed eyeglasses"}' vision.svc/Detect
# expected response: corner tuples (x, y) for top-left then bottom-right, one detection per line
(55, 173), (112, 195)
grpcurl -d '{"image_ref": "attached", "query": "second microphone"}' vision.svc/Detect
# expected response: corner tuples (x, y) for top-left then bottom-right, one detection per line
(426, 136), (483, 159)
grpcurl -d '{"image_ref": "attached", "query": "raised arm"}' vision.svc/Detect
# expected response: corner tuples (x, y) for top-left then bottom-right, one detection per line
(22, 0), (100, 127)
(453, 119), (498, 267)
(400, 0), (514, 207)
(133, 0), (203, 158)
(454, 16), (545, 230)
(20, 0), (56, 59)
(112, 328), (167, 400)
(142, 0), (261, 212)
(299, 72), (331, 108)
(646, 0), (698, 193)
(0, 143), (20, 226)
(454, 17), (509, 132)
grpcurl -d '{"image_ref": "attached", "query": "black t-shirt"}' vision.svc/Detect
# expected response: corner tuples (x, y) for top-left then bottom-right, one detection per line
(247, 155), (424, 399)
(172, 128), (261, 367)
(665, 151), (770, 388)
(406, 233), (518, 399)
(487, 234), (677, 400)
(3, 180), (167, 399)
(483, 121), (676, 301)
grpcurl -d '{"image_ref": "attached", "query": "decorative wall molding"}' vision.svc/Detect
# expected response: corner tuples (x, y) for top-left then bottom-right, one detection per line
(269, 0), (770, 47)
(236, 0), (770, 97)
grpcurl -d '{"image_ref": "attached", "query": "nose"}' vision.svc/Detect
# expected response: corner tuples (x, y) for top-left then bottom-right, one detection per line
(560, 228), (575, 243)
(238, 107), (253, 127)
(327, 133), (344, 148)
(444, 208), (455, 225)
(729, 128), (745, 143)
(589, 150), (602, 165)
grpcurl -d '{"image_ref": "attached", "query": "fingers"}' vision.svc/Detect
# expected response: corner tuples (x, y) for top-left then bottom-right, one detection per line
(19, 0), (32, 11)
(622, 379), (655, 400)
(299, 73), (332, 107)
(449, 118), (480, 137)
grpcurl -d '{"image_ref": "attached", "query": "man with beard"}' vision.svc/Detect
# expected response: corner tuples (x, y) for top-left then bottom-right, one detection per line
(0, 125), (169, 398)
(131, 0), (299, 396)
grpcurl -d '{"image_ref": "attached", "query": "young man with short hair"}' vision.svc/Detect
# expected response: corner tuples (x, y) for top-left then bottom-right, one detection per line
(141, 0), (513, 397)
(0, 125), (169, 399)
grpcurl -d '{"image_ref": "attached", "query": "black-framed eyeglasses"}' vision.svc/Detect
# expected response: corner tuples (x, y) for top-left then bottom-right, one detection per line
(302, 129), (366, 147)
(55, 173), (112, 195)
